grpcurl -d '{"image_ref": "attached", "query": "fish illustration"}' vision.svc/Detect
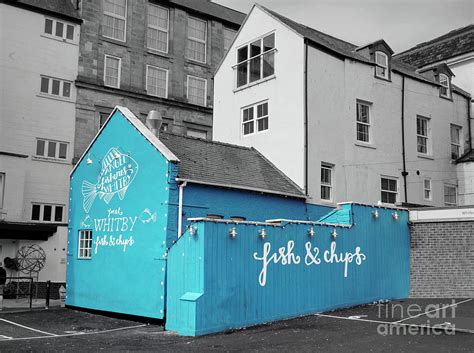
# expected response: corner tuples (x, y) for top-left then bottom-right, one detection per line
(82, 147), (139, 213)
(80, 215), (92, 228)
(140, 208), (157, 223)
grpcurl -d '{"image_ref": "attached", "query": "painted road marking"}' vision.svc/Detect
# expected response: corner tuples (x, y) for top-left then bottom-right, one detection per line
(0, 323), (148, 342)
(0, 335), (13, 340)
(393, 298), (472, 324)
(0, 318), (57, 336)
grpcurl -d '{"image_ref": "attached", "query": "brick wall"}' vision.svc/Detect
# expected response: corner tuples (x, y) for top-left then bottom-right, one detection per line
(410, 221), (474, 298)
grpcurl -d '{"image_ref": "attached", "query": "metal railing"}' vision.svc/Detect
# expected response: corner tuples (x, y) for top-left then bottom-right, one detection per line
(2, 277), (34, 309)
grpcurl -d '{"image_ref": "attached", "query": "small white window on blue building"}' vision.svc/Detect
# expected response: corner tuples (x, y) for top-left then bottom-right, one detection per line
(321, 163), (334, 201)
(444, 184), (457, 206)
(78, 230), (93, 259)
(103, 0), (127, 42)
(242, 101), (269, 136)
(381, 177), (398, 204)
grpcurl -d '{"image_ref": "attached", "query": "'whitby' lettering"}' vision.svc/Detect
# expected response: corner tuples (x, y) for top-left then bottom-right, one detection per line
(94, 216), (138, 233)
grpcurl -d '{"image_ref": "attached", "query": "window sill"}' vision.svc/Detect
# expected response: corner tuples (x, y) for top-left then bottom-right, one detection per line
(185, 58), (209, 68)
(234, 75), (276, 93)
(147, 49), (173, 60)
(374, 74), (391, 82)
(242, 129), (269, 138)
(32, 156), (70, 165)
(40, 34), (78, 46)
(355, 141), (376, 149)
(319, 199), (337, 207)
(101, 36), (128, 48)
(417, 154), (434, 160)
(36, 93), (74, 103)
(439, 94), (453, 102)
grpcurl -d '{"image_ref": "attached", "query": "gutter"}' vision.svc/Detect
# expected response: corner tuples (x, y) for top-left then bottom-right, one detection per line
(304, 40), (309, 195)
(401, 76), (408, 203)
(177, 181), (187, 238)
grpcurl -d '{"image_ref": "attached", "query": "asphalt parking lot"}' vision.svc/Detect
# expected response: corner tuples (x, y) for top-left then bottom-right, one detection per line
(0, 299), (472, 352)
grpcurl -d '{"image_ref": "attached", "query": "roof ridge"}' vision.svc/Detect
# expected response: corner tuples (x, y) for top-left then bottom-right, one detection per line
(160, 131), (254, 151)
(208, 0), (246, 16)
(395, 24), (474, 57)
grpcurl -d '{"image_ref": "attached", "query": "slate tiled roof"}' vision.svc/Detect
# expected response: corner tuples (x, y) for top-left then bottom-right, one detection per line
(394, 25), (474, 67)
(3, 0), (81, 21)
(170, 0), (245, 26)
(456, 149), (474, 164)
(159, 132), (306, 198)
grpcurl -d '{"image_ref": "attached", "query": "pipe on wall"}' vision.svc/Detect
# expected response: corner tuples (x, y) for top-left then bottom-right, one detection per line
(177, 181), (187, 238)
(468, 98), (472, 152)
(401, 76), (408, 203)
(304, 40), (309, 196)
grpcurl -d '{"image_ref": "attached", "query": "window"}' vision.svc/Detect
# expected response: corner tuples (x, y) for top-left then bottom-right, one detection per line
(321, 163), (334, 201)
(39, 76), (72, 98)
(186, 17), (207, 63)
(423, 179), (432, 201)
(187, 75), (207, 106)
(104, 55), (121, 88)
(44, 18), (75, 41)
(35, 138), (68, 160)
(375, 51), (388, 79)
(186, 128), (207, 139)
(236, 33), (275, 88)
(381, 177), (398, 204)
(103, 0), (127, 41)
(417, 116), (430, 155)
(146, 65), (168, 98)
(78, 230), (93, 259)
(444, 184), (457, 206)
(147, 4), (168, 53)
(451, 125), (462, 159)
(439, 74), (450, 98)
(0, 173), (5, 209)
(242, 101), (269, 136)
(224, 27), (236, 51)
(31, 203), (64, 222)
(356, 101), (371, 143)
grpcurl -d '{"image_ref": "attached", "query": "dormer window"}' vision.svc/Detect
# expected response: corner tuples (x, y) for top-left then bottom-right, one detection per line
(439, 73), (451, 98)
(375, 51), (388, 79)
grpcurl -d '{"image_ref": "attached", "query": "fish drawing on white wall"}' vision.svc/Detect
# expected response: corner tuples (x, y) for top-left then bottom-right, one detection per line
(140, 208), (157, 223)
(82, 147), (139, 213)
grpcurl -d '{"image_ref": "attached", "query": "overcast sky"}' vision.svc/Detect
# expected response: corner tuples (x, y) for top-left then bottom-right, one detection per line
(214, 0), (473, 53)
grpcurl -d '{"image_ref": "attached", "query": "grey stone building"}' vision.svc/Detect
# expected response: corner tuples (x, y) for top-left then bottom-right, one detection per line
(74, 0), (245, 161)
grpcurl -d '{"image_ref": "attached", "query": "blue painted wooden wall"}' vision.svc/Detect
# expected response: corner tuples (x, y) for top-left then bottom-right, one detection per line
(166, 204), (410, 336)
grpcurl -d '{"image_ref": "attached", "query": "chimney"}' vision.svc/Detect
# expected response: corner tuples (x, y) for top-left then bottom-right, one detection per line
(145, 110), (163, 136)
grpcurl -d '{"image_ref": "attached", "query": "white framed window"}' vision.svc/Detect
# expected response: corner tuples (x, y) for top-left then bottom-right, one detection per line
(147, 4), (169, 53)
(423, 179), (432, 201)
(321, 163), (334, 201)
(186, 75), (207, 106)
(0, 173), (5, 209)
(417, 116), (430, 155)
(31, 203), (64, 222)
(44, 17), (76, 42)
(242, 101), (269, 136)
(356, 101), (371, 143)
(224, 27), (236, 51)
(78, 230), (93, 259)
(104, 55), (121, 88)
(381, 176), (398, 204)
(444, 184), (457, 206)
(450, 124), (462, 160)
(439, 74), (451, 98)
(40, 76), (72, 98)
(186, 128), (207, 139)
(236, 33), (275, 88)
(146, 65), (168, 98)
(35, 138), (68, 160)
(186, 17), (207, 63)
(103, 0), (127, 42)
(375, 51), (388, 79)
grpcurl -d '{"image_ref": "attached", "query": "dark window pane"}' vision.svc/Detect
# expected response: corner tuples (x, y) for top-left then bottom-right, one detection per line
(59, 143), (67, 159)
(250, 39), (261, 57)
(263, 33), (275, 51)
(63, 82), (71, 97)
(262, 103), (268, 116)
(32, 204), (41, 220)
(45, 19), (53, 34)
(257, 104), (263, 117)
(263, 52), (274, 78)
(237, 46), (248, 63)
(257, 117), (268, 131)
(55, 206), (63, 222)
(48, 141), (56, 158)
(249, 57), (260, 83)
(66, 25), (74, 40)
(99, 112), (110, 127)
(55, 21), (64, 37)
(43, 205), (52, 221)
(237, 63), (247, 87)
(52, 80), (60, 95)
(40, 77), (49, 93)
(36, 140), (45, 156)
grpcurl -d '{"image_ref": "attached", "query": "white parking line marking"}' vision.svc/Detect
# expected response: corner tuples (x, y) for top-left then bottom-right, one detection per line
(315, 313), (390, 324)
(0, 335), (13, 340)
(0, 323), (148, 342)
(0, 318), (57, 336)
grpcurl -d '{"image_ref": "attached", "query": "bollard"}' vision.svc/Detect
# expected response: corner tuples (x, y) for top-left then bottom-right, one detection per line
(59, 285), (66, 308)
(45, 280), (51, 309)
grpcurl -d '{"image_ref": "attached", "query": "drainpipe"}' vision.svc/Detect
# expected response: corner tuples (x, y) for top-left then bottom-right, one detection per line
(177, 181), (187, 238)
(304, 40), (309, 195)
(401, 76), (408, 203)
(468, 98), (472, 151)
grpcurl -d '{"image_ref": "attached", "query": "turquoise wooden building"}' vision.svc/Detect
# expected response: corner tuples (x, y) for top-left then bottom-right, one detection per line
(67, 107), (410, 336)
